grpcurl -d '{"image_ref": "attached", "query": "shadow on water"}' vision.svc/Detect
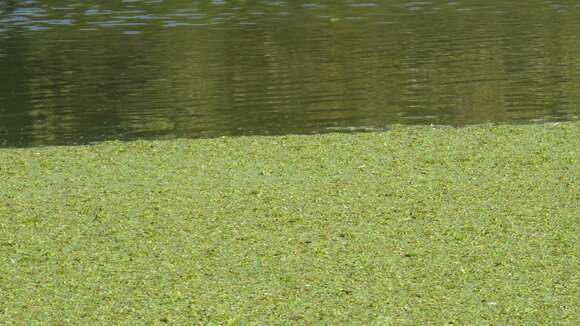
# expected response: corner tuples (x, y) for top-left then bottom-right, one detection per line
(0, 0), (579, 147)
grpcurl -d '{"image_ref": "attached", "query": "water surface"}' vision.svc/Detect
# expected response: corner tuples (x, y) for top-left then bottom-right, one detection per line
(1, 0), (579, 147)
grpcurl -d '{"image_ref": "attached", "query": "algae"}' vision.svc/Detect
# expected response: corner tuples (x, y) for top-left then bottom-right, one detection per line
(0, 122), (578, 324)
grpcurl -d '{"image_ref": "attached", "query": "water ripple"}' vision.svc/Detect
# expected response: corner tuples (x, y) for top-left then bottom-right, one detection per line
(0, 0), (579, 147)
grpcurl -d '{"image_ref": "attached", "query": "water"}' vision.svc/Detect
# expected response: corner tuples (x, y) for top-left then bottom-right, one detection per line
(1, 0), (579, 147)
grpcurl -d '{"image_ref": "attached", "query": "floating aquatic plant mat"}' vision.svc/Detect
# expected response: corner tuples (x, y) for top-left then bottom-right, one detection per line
(1, 122), (578, 324)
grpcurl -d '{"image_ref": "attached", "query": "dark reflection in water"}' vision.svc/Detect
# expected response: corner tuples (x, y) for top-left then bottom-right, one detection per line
(0, 0), (579, 147)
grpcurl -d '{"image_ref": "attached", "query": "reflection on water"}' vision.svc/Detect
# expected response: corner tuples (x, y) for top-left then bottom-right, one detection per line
(1, 0), (579, 147)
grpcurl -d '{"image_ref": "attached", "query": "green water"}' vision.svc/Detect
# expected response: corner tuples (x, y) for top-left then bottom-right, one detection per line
(1, 0), (579, 147)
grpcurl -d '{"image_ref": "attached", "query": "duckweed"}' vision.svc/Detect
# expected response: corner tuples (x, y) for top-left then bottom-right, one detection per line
(0, 122), (578, 324)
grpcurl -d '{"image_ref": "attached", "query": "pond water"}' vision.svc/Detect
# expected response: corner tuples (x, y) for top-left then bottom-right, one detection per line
(1, 0), (579, 147)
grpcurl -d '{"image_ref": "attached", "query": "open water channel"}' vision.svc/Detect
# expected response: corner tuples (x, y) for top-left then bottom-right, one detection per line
(1, 0), (579, 147)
